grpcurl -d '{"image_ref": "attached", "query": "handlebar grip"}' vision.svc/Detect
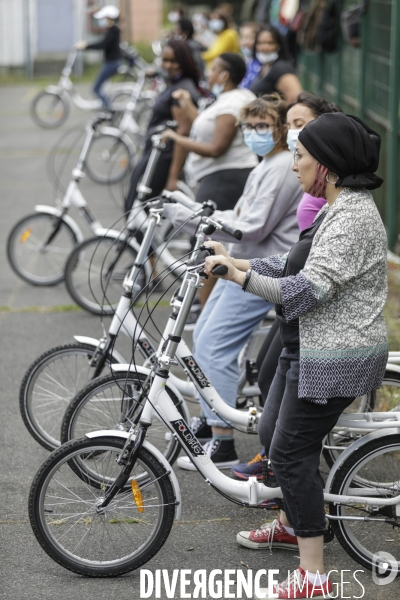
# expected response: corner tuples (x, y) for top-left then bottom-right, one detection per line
(219, 222), (243, 240)
(162, 190), (197, 211)
(212, 264), (228, 276)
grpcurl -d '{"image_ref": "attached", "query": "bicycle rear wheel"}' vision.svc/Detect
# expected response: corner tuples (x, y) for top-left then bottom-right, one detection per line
(65, 235), (145, 315)
(323, 371), (400, 467)
(329, 433), (400, 573)
(30, 91), (69, 129)
(29, 436), (176, 576)
(60, 371), (188, 465)
(20, 342), (120, 451)
(85, 132), (133, 184)
(7, 212), (78, 285)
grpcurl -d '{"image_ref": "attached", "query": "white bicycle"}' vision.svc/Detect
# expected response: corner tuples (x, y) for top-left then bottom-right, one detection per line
(7, 113), (137, 286)
(30, 48), (139, 129)
(28, 257), (400, 577)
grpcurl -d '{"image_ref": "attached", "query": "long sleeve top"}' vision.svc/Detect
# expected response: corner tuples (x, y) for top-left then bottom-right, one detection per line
(201, 29), (240, 69)
(246, 188), (388, 400)
(163, 151), (303, 260)
(86, 25), (121, 62)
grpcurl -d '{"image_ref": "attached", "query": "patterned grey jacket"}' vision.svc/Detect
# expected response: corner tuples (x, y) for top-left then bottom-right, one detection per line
(248, 188), (388, 401)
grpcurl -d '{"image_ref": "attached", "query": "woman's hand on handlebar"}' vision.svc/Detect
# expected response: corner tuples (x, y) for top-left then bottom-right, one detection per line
(204, 255), (246, 286)
(160, 128), (177, 143)
(74, 41), (87, 50)
(203, 241), (230, 260)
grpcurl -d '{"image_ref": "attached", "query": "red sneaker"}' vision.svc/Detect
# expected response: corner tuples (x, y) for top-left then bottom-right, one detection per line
(237, 518), (299, 550)
(254, 567), (333, 599)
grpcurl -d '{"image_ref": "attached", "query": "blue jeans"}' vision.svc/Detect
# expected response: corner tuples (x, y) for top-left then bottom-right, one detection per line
(193, 279), (273, 427)
(93, 60), (121, 109)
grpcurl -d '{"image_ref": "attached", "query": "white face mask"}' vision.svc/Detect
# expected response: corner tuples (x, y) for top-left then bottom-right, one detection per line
(256, 51), (279, 65)
(286, 129), (301, 153)
(209, 19), (225, 33)
(168, 11), (180, 23)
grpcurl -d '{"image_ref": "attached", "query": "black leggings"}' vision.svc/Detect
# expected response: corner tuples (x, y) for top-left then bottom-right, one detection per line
(256, 319), (283, 405)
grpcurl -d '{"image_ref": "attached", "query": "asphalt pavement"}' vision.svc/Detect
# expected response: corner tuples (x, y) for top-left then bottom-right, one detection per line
(0, 83), (399, 600)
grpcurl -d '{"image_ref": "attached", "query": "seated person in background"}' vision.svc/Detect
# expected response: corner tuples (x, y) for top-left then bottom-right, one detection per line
(249, 25), (302, 104)
(174, 18), (206, 80)
(201, 12), (239, 72)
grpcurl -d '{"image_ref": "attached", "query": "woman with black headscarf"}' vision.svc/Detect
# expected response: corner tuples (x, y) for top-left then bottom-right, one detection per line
(203, 112), (388, 598)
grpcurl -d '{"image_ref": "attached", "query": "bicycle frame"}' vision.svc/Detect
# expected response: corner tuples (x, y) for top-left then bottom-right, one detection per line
(34, 116), (134, 240)
(92, 269), (400, 516)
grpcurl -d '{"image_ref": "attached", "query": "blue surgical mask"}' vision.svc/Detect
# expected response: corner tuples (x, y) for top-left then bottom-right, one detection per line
(286, 129), (301, 153)
(209, 19), (225, 33)
(212, 82), (225, 97)
(244, 130), (277, 156)
(98, 17), (108, 27)
(241, 47), (253, 58)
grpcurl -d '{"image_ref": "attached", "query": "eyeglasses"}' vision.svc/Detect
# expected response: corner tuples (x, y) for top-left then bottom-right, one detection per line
(293, 149), (302, 164)
(239, 122), (275, 135)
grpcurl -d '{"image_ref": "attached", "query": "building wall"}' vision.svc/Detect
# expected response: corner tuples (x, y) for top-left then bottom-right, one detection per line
(121, 0), (161, 43)
(0, 0), (26, 67)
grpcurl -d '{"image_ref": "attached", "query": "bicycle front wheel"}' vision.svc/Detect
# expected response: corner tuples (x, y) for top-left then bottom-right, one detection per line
(61, 372), (188, 465)
(30, 91), (69, 129)
(20, 342), (120, 451)
(65, 236), (145, 315)
(29, 436), (176, 576)
(7, 212), (78, 285)
(85, 133), (133, 184)
(329, 433), (400, 573)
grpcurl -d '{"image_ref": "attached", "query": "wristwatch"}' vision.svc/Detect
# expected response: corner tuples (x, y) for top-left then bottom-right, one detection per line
(242, 268), (252, 291)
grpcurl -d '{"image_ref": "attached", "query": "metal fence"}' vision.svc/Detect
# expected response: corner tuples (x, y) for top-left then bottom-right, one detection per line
(297, 0), (400, 249)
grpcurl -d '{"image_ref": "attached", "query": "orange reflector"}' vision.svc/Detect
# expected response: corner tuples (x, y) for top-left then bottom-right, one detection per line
(19, 228), (32, 243)
(131, 479), (144, 513)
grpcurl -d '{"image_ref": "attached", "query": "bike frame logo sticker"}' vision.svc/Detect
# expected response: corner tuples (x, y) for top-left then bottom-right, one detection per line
(182, 356), (211, 388)
(171, 419), (206, 456)
(137, 338), (156, 358)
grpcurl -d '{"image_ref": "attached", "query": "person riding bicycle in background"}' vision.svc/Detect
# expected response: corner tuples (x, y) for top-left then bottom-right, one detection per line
(164, 94), (303, 470)
(75, 5), (121, 110)
(232, 92), (342, 483)
(203, 112), (387, 599)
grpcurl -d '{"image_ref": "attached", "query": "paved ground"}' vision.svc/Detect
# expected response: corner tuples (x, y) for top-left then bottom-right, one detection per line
(0, 84), (399, 600)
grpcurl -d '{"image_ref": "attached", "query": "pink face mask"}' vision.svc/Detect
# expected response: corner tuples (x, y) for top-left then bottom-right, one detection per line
(308, 162), (329, 198)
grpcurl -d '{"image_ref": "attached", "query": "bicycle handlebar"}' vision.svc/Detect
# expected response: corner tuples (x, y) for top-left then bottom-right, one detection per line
(202, 218), (242, 240)
(161, 189), (197, 211)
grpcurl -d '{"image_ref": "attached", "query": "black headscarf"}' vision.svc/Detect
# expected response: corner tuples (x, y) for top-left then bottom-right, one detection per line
(298, 113), (384, 190)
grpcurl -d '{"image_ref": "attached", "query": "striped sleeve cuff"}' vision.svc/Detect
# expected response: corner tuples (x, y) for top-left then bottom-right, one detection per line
(245, 271), (282, 303)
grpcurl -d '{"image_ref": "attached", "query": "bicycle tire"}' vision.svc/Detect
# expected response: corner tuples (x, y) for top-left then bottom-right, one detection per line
(329, 433), (400, 573)
(60, 371), (187, 465)
(85, 132), (133, 184)
(20, 343), (120, 451)
(322, 370), (400, 468)
(7, 212), (78, 286)
(64, 235), (145, 315)
(30, 90), (69, 129)
(29, 436), (176, 576)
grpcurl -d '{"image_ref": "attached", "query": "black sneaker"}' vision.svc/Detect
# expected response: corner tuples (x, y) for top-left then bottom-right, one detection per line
(184, 303), (202, 331)
(177, 438), (239, 471)
(190, 416), (212, 442)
